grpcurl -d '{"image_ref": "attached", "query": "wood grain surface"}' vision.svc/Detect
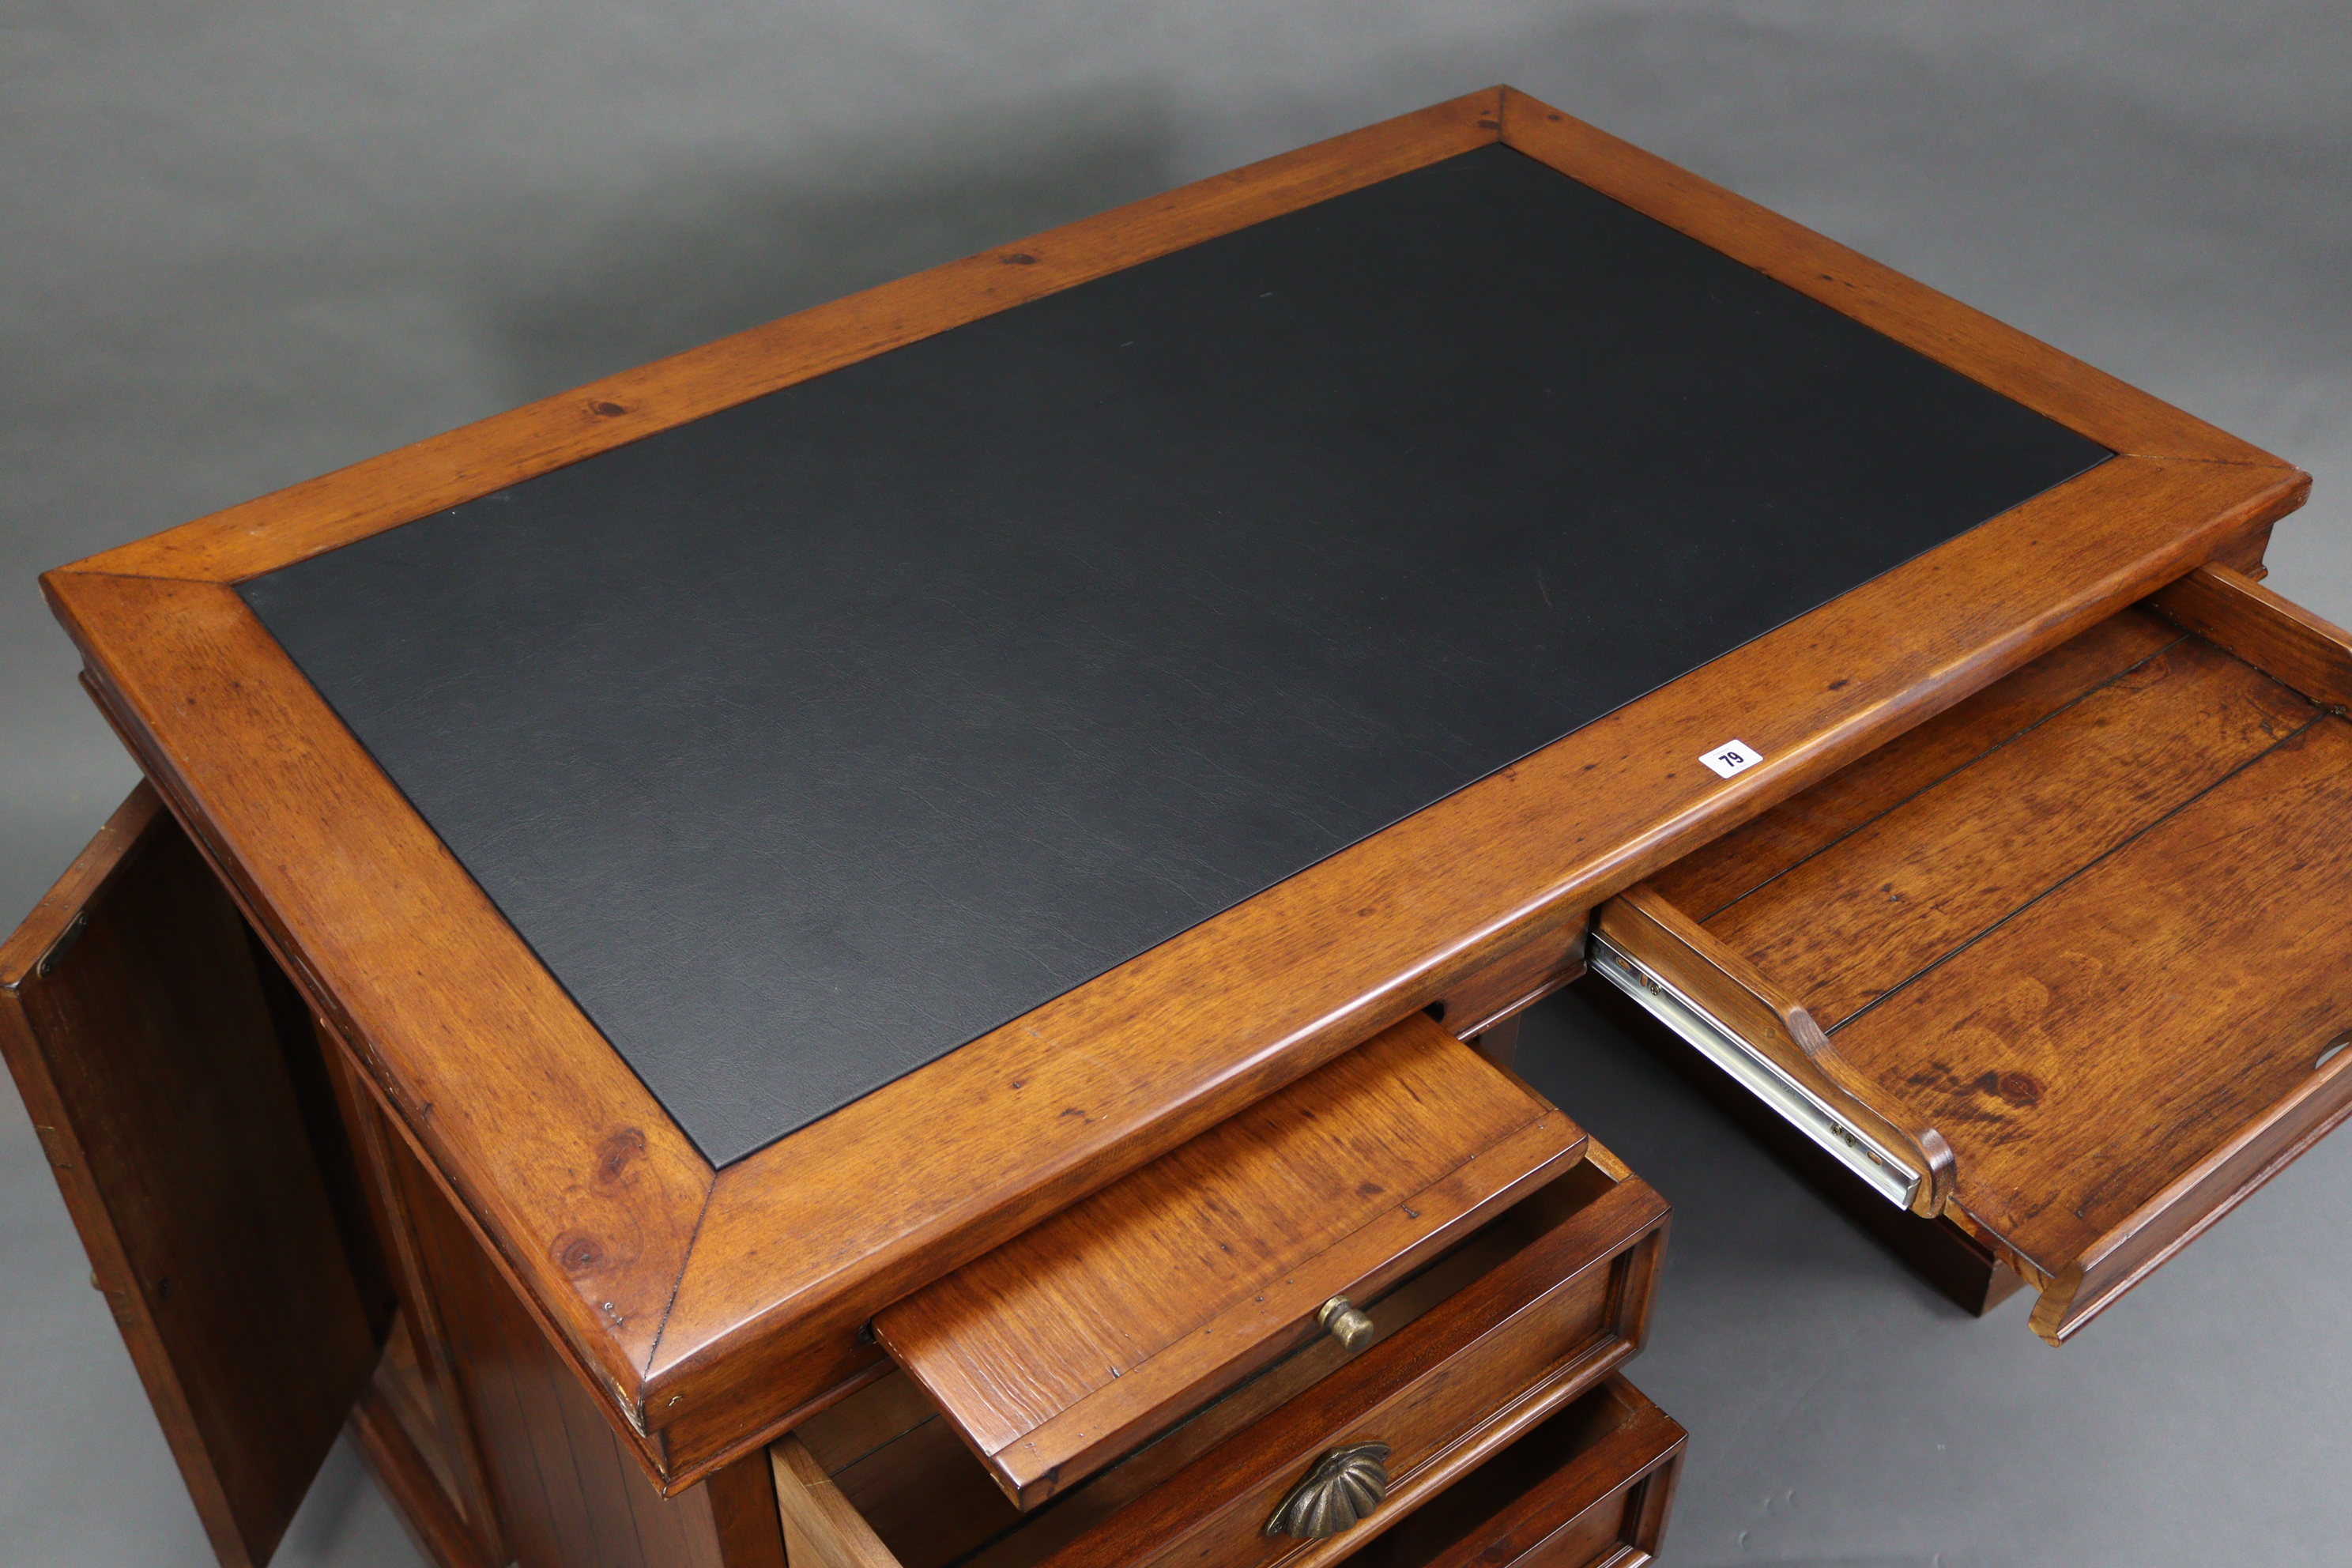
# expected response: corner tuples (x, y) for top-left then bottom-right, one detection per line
(0, 786), (381, 1568)
(2149, 563), (2352, 712)
(47, 572), (710, 1436)
(398, 1119), (774, 1568)
(1650, 610), (2186, 919)
(1345, 1378), (1685, 1568)
(1706, 635), (2317, 1028)
(813, 1165), (1632, 1568)
(348, 1375), (500, 1568)
(1019, 1173), (1668, 1568)
(774, 1158), (1666, 1568)
(1642, 609), (2352, 1338)
(703, 1457), (792, 1568)
(771, 1436), (901, 1568)
(2032, 1005), (2352, 1344)
(36, 84), (2311, 1481)
(1834, 716), (2352, 1321)
(824, 1400), (1016, 1568)
(1437, 921), (1592, 1043)
(326, 1044), (511, 1565)
(873, 1012), (1583, 1508)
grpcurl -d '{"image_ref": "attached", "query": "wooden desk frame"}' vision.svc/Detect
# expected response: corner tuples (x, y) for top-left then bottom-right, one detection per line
(39, 85), (2306, 1491)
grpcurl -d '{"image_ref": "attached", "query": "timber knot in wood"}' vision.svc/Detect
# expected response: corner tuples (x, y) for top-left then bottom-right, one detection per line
(556, 1233), (605, 1276)
(595, 1128), (647, 1188)
(1978, 1071), (2043, 1109)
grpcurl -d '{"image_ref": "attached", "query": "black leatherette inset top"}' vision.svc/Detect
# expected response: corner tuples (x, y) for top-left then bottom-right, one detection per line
(240, 143), (2109, 1163)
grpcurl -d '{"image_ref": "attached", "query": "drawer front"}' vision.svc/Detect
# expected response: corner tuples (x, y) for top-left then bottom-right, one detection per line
(1607, 574), (2352, 1343)
(1035, 1170), (1666, 1568)
(873, 1012), (1585, 1509)
(773, 1158), (1668, 1568)
(1347, 1377), (1684, 1568)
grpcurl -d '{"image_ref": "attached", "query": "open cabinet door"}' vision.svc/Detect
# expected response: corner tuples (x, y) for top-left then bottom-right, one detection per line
(0, 783), (383, 1567)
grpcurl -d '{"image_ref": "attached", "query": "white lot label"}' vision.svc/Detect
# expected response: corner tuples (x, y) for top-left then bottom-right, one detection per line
(1699, 741), (1762, 779)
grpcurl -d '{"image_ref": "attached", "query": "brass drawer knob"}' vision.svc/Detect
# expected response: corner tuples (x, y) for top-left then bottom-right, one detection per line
(1265, 1441), (1392, 1539)
(1318, 1295), (1374, 1351)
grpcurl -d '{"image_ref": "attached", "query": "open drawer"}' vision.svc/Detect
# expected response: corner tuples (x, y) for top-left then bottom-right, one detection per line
(869, 1010), (1586, 1508)
(775, 1148), (1669, 1568)
(1593, 564), (2352, 1342)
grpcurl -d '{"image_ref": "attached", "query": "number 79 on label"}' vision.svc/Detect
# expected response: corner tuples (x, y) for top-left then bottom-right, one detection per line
(1699, 741), (1762, 780)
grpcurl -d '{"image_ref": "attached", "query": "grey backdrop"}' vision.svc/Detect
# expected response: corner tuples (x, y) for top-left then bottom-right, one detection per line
(3, 3), (2346, 1564)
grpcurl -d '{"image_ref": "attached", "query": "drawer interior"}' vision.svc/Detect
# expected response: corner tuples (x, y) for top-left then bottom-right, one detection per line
(1604, 577), (2352, 1341)
(873, 1011), (1585, 1508)
(780, 1152), (1650, 1568)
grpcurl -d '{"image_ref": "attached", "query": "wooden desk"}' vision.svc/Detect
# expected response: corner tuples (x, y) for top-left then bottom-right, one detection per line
(3, 86), (2341, 1568)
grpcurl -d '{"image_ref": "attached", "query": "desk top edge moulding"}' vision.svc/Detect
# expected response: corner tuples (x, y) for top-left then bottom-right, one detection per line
(36, 85), (2309, 1492)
